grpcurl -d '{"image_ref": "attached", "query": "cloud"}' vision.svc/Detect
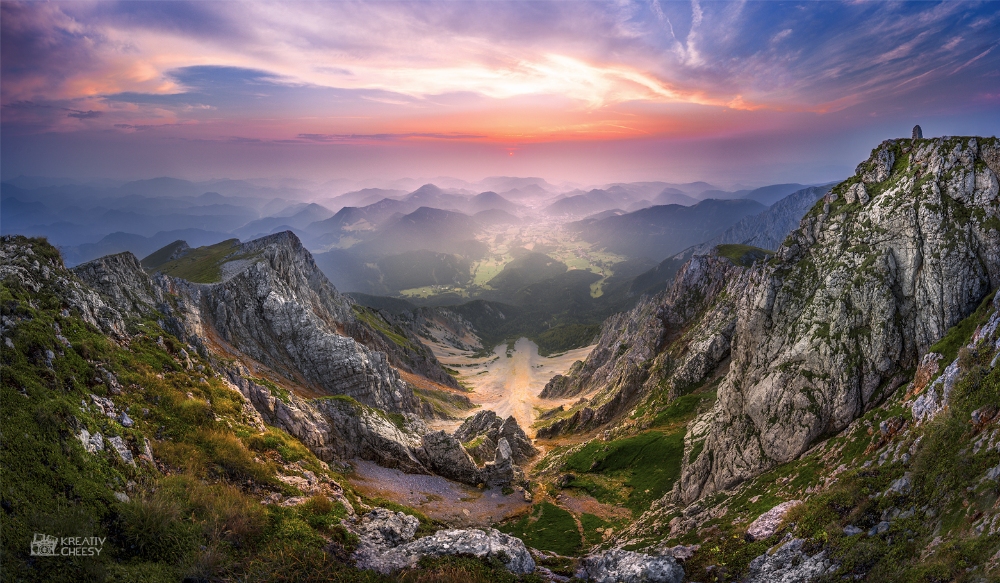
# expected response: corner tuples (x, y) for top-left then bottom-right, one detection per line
(297, 132), (488, 142)
(66, 109), (101, 119)
(1, 0), (998, 144)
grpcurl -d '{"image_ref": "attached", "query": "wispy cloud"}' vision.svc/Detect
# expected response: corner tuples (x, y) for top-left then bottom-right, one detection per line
(297, 132), (487, 142)
(1, 0), (998, 144)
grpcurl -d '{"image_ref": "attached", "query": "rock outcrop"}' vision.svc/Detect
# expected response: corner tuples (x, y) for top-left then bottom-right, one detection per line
(224, 364), (530, 486)
(746, 500), (802, 541)
(745, 538), (834, 583)
(222, 365), (429, 473)
(71, 252), (165, 318)
(454, 410), (538, 464)
(350, 508), (535, 575)
(537, 253), (741, 436)
(576, 549), (684, 583)
(419, 417), (531, 488)
(154, 232), (419, 413)
(681, 137), (1000, 502)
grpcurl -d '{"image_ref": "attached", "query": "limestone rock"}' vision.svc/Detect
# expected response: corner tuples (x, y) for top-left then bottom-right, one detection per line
(223, 368), (430, 474)
(681, 137), (1000, 503)
(680, 184), (833, 257)
(77, 429), (104, 454)
(454, 410), (537, 464)
(537, 253), (741, 436)
(746, 500), (802, 541)
(72, 252), (163, 317)
(420, 430), (482, 484)
(745, 538), (834, 583)
(358, 527), (535, 575)
(577, 549), (684, 583)
(107, 436), (135, 466)
(913, 125), (923, 139)
(860, 141), (896, 183)
(356, 508), (419, 548)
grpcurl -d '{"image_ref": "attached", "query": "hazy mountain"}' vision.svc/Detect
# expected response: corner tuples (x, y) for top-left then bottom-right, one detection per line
(311, 247), (383, 293)
(60, 228), (233, 267)
(653, 188), (698, 206)
(403, 184), (470, 211)
(477, 176), (552, 193)
(485, 252), (568, 295)
(543, 189), (616, 216)
(744, 183), (809, 206)
(466, 191), (520, 214)
(676, 183), (836, 260)
(377, 250), (472, 291)
(695, 188), (748, 200)
(498, 183), (551, 200)
(233, 203), (334, 240)
(473, 208), (521, 225)
(353, 206), (484, 257)
(569, 198), (766, 261)
(581, 209), (628, 221)
(327, 188), (407, 209)
(305, 197), (411, 237)
(664, 181), (717, 195)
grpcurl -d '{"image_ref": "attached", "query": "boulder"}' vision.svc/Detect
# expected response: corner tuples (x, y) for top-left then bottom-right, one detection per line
(746, 500), (802, 541)
(745, 538), (834, 583)
(350, 507), (535, 576)
(454, 410), (537, 464)
(368, 528), (535, 575)
(577, 549), (684, 583)
(356, 508), (419, 548)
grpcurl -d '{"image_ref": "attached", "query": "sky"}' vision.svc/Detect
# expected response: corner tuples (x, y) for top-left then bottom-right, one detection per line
(2, 0), (998, 187)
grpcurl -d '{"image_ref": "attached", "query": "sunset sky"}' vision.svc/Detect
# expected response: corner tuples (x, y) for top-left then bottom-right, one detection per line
(2, 1), (998, 186)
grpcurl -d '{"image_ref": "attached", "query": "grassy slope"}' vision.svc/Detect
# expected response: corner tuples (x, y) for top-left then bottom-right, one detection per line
(714, 243), (773, 267)
(0, 237), (536, 583)
(139, 240), (187, 270)
(149, 238), (240, 283)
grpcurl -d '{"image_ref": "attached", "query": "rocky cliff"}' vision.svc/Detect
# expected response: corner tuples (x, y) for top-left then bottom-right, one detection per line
(65, 234), (538, 486)
(75, 232), (427, 413)
(680, 136), (1000, 501)
(538, 253), (742, 436)
(538, 137), (1000, 507)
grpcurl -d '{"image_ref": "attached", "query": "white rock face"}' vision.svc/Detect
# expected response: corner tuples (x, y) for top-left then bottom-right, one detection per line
(746, 538), (835, 583)
(107, 436), (135, 466)
(538, 253), (742, 436)
(681, 137), (1000, 502)
(577, 549), (684, 583)
(746, 500), (802, 541)
(355, 508), (419, 547)
(350, 508), (535, 575)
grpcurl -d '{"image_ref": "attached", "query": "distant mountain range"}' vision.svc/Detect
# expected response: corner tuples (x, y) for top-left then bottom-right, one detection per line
(2, 174), (828, 275)
(568, 198), (766, 261)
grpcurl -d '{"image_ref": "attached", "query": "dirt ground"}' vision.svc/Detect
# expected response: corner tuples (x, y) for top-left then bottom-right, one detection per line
(346, 460), (531, 526)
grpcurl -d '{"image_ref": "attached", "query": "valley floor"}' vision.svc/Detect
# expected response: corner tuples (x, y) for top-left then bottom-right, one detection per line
(347, 460), (530, 526)
(424, 336), (595, 436)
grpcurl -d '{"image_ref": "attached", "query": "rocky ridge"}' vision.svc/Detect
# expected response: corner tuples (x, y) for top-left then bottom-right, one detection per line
(537, 252), (742, 436)
(681, 136), (1000, 501)
(66, 233), (542, 486)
